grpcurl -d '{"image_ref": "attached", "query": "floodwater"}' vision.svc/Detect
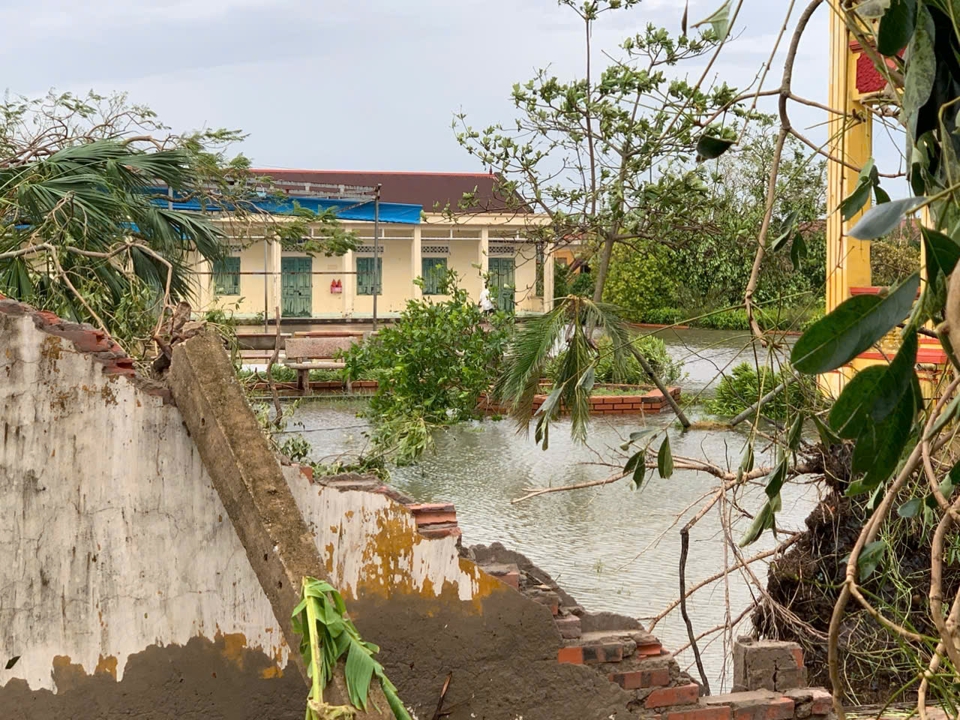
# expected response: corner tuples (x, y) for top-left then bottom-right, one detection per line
(285, 328), (819, 692)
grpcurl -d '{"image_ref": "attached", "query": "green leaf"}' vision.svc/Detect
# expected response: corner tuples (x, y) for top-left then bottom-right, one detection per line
(576, 365), (596, 393)
(624, 449), (644, 476)
(740, 493), (781, 547)
(840, 178), (873, 222)
(848, 197), (925, 240)
(850, 378), (918, 490)
(694, 0), (732, 39)
(697, 134), (735, 160)
(922, 226), (960, 282)
(345, 639), (376, 710)
(740, 442), (755, 473)
(790, 232), (807, 270)
(787, 414), (804, 451)
(858, 540), (886, 580)
(765, 456), (790, 498)
(830, 365), (887, 438)
(624, 448), (647, 488)
(791, 273), (920, 374)
(536, 386), (563, 418)
(897, 497), (922, 518)
(929, 392), (960, 439)
(874, 185), (891, 204)
(903, 4), (936, 141)
(813, 415), (841, 447)
(877, 0), (917, 55)
(657, 436), (674, 479)
(868, 330), (917, 423)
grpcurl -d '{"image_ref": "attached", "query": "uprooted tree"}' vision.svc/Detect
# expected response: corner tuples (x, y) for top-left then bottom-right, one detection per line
(491, 1), (960, 717)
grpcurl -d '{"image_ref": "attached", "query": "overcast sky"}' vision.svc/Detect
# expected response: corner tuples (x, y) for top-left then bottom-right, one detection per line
(2, 0), (907, 191)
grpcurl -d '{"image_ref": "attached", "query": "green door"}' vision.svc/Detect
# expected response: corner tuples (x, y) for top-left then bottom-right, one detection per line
(281, 257), (313, 317)
(488, 257), (515, 312)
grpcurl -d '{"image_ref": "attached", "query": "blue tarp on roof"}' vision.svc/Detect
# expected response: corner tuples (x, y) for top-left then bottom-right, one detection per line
(151, 189), (422, 225)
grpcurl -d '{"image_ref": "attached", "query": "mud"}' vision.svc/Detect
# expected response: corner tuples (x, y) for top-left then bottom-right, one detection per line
(0, 635), (304, 720)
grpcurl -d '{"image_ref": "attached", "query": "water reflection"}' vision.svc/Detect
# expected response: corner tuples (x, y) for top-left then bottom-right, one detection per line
(287, 329), (817, 692)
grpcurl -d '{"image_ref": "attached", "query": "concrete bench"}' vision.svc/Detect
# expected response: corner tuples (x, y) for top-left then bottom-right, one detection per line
(284, 335), (360, 393)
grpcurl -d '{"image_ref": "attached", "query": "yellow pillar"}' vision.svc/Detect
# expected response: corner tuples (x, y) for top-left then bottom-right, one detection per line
(826, 15), (873, 315)
(824, 14), (875, 395)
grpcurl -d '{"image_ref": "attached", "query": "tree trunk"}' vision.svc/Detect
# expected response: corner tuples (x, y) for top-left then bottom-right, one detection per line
(592, 233), (615, 303)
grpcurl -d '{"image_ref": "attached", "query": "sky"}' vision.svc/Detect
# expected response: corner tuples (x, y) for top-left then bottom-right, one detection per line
(1, 0), (907, 191)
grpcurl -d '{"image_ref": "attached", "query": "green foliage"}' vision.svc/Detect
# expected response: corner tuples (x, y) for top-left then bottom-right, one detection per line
(456, 10), (739, 301)
(293, 577), (410, 720)
(706, 363), (818, 422)
(0, 91), (356, 354)
(603, 124), (827, 322)
(342, 271), (512, 464)
(497, 295), (648, 446)
(546, 334), (684, 387)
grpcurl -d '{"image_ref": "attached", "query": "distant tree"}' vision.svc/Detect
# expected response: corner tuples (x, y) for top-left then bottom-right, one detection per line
(455, 1), (740, 302)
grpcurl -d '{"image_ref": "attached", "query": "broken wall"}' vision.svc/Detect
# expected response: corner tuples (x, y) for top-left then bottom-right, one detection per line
(0, 301), (632, 719)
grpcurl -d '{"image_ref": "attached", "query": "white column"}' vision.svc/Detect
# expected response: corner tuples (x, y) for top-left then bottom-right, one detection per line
(342, 249), (355, 318)
(543, 247), (555, 312)
(196, 256), (214, 312)
(411, 226), (423, 301)
(269, 239), (282, 320)
(479, 227), (490, 278)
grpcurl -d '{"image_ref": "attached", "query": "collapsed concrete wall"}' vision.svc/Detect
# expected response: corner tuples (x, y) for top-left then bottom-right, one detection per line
(0, 299), (839, 719)
(0, 301), (629, 718)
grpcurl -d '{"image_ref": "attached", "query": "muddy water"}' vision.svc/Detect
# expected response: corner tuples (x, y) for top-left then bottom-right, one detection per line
(287, 328), (818, 692)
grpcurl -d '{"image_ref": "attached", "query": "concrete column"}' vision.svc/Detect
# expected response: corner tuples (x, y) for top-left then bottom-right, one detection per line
(479, 227), (490, 278)
(342, 249), (355, 318)
(196, 256), (214, 312)
(411, 226), (423, 301)
(543, 247), (555, 312)
(269, 239), (282, 320)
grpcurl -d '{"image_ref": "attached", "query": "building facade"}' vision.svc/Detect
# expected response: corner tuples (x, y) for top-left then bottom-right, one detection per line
(191, 170), (556, 322)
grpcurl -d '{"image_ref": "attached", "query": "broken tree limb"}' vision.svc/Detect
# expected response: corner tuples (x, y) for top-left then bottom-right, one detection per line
(629, 345), (690, 429)
(728, 375), (797, 427)
(168, 330), (388, 716)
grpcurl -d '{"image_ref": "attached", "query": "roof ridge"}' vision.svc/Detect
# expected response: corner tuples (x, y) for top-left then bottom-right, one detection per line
(251, 168), (495, 178)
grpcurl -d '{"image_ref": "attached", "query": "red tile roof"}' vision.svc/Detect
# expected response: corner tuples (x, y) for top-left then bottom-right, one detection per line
(250, 169), (525, 213)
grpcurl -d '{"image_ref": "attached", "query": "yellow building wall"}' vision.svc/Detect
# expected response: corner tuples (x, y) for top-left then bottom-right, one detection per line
(448, 239), (484, 300)
(514, 244), (542, 313)
(351, 239), (416, 316)
(203, 243), (273, 318)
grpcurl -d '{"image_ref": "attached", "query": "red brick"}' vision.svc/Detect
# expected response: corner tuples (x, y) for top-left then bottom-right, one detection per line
(413, 511), (458, 526)
(646, 683), (700, 709)
(416, 524), (461, 539)
(555, 615), (581, 639)
(791, 647), (804, 668)
(496, 570), (520, 589)
(809, 688), (833, 716)
(664, 707), (731, 720)
(298, 465), (314, 482)
(558, 646), (583, 665)
(637, 642), (663, 657)
(583, 643), (623, 664)
(609, 667), (670, 690)
(765, 697), (795, 720)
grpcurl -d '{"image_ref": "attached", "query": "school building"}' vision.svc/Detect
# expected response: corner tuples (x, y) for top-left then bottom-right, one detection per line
(190, 170), (565, 322)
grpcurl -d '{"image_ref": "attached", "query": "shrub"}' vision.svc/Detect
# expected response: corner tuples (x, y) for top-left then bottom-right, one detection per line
(341, 271), (513, 464)
(706, 362), (820, 421)
(546, 334), (684, 387)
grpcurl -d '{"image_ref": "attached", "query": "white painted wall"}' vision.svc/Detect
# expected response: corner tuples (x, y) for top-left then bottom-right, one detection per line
(0, 308), (484, 693)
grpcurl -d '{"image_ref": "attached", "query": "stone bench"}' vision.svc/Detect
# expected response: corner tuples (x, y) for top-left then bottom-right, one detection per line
(283, 335), (360, 393)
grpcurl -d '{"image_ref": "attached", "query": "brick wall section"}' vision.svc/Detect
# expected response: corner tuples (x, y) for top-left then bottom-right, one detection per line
(479, 385), (682, 416)
(0, 297), (172, 403)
